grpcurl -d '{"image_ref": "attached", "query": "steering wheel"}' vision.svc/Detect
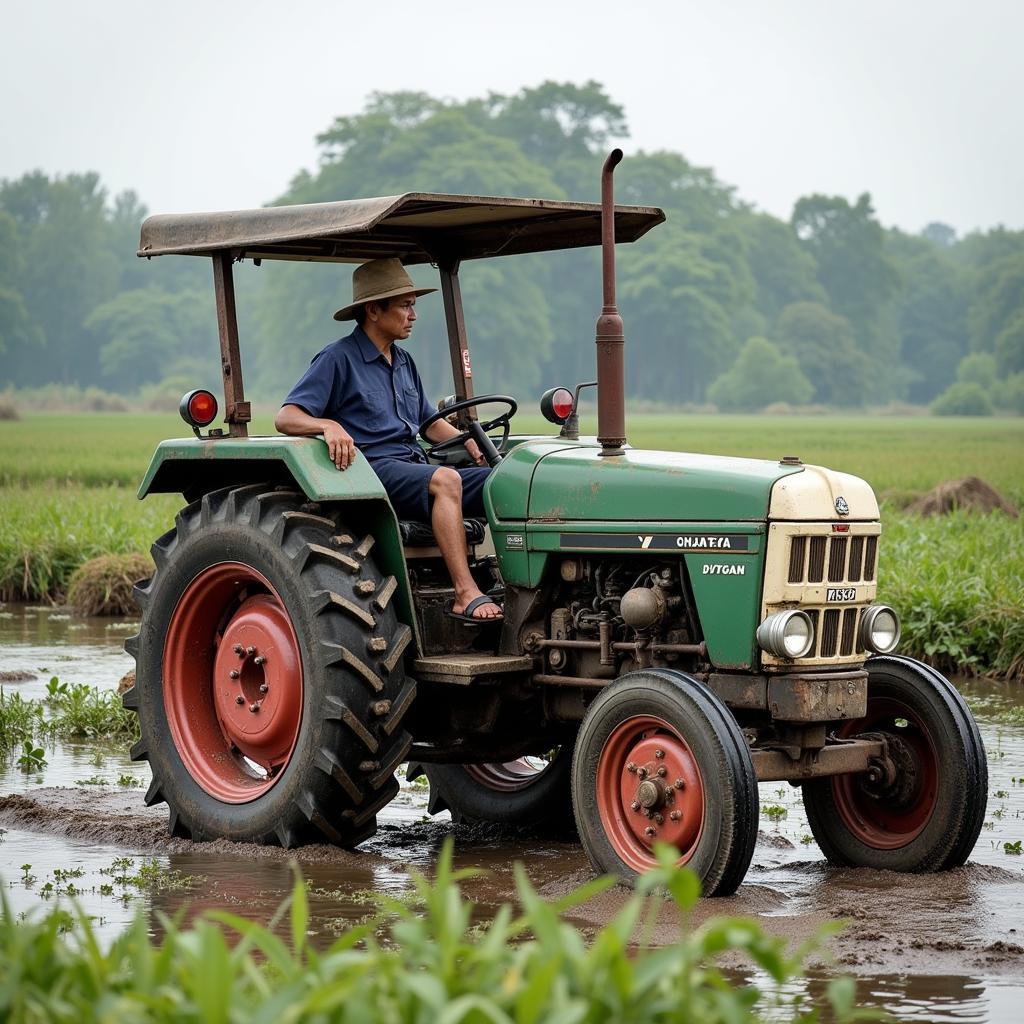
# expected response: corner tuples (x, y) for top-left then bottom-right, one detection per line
(418, 394), (518, 468)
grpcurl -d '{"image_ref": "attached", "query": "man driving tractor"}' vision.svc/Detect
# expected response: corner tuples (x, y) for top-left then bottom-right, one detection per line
(274, 257), (502, 622)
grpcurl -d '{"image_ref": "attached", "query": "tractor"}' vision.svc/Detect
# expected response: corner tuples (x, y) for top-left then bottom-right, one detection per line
(124, 152), (986, 895)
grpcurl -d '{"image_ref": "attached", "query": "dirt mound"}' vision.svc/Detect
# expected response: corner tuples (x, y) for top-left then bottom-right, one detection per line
(906, 476), (1018, 518)
(66, 553), (153, 616)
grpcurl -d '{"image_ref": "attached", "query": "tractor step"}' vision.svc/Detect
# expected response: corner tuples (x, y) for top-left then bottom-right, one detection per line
(411, 653), (534, 685)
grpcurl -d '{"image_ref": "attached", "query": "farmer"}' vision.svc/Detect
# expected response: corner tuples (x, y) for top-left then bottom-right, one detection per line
(274, 258), (501, 622)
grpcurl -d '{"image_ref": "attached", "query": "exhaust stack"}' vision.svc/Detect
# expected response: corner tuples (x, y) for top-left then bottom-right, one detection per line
(596, 149), (626, 456)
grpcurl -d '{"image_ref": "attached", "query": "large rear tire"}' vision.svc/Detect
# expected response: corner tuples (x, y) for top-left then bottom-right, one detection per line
(408, 750), (574, 833)
(802, 655), (987, 871)
(571, 669), (759, 896)
(123, 484), (416, 847)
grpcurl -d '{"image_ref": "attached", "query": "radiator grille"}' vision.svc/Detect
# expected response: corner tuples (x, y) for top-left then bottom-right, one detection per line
(820, 608), (841, 657)
(788, 536), (806, 583)
(766, 522), (881, 666)
(828, 537), (848, 581)
(787, 530), (879, 587)
(808, 537), (826, 582)
(840, 607), (858, 656)
(848, 536), (864, 582)
(864, 536), (878, 581)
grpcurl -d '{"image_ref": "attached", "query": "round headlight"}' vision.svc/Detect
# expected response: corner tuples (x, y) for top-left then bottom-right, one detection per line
(757, 610), (814, 660)
(860, 605), (901, 654)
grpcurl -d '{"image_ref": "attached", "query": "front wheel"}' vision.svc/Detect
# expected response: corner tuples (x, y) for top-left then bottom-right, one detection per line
(802, 655), (987, 871)
(571, 669), (759, 896)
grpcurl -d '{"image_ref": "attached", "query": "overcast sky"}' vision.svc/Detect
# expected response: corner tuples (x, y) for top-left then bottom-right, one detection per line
(2, 0), (1020, 237)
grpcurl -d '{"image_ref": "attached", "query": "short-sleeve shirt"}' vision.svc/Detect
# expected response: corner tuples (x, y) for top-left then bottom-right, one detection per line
(283, 326), (436, 461)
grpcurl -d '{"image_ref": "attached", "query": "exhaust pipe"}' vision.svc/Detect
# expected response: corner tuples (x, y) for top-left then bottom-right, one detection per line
(596, 149), (626, 456)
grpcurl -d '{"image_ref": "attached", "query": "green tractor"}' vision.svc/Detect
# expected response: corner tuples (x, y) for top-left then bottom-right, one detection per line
(125, 152), (986, 895)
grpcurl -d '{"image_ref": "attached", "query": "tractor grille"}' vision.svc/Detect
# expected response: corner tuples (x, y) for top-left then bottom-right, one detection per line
(763, 520), (881, 667)
(788, 531), (877, 585)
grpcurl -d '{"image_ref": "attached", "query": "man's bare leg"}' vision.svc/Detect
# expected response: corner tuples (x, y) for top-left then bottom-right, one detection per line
(429, 468), (501, 619)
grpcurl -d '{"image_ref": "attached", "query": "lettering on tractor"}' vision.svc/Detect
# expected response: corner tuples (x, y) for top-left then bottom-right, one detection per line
(123, 150), (986, 898)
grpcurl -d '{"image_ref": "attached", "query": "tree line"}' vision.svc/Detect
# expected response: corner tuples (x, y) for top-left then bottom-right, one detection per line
(2, 82), (1023, 415)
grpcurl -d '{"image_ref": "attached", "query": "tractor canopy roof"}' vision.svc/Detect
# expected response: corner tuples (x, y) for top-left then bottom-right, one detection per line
(137, 193), (665, 264)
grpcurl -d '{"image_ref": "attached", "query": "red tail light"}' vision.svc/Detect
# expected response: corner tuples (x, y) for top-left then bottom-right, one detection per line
(180, 389), (218, 428)
(540, 386), (574, 424)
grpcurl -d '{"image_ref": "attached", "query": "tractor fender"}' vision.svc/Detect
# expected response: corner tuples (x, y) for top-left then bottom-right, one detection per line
(138, 435), (420, 652)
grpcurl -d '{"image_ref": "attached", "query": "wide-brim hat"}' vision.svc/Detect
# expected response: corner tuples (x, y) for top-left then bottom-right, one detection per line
(333, 257), (436, 321)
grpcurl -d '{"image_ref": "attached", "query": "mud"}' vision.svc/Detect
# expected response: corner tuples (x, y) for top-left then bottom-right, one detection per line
(3, 603), (1024, 1020)
(2, 784), (1023, 989)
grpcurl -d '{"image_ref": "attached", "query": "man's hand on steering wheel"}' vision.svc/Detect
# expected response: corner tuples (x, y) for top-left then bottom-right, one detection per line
(419, 395), (518, 468)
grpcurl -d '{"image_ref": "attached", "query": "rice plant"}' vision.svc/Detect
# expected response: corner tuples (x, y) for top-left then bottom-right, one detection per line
(0, 840), (871, 1023)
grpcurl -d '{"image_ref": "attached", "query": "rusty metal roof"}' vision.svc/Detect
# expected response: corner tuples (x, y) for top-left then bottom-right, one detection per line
(137, 193), (665, 263)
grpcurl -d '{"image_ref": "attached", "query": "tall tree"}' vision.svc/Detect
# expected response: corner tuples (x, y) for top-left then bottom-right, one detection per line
(775, 301), (871, 406)
(791, 193), (901, 385)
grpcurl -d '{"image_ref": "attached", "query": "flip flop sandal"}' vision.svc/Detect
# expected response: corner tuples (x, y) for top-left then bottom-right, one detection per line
(445, 594), (503, 625)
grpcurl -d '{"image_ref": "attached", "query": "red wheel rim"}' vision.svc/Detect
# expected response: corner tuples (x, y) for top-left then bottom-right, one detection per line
(596, 715), (705, 873)
(831, 697), (939, 849)
(163, 562), (303, 802)
(464, 756), (555, 793)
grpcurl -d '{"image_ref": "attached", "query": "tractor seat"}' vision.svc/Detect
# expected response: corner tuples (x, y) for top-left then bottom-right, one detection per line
(399, 517), (487, 557)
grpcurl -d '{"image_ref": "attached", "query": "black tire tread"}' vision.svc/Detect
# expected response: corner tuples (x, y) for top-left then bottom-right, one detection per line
(122, 481), (417, 849)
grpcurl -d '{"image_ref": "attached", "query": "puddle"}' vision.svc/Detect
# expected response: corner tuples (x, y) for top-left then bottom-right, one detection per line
(2, 601), (1024, 1019)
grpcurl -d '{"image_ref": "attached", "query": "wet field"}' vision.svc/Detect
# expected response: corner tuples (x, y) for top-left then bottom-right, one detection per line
(2, 603), (1023, 1021)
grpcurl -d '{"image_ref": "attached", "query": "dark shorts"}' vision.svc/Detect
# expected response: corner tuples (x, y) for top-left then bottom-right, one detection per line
(369, 453), (490, 523)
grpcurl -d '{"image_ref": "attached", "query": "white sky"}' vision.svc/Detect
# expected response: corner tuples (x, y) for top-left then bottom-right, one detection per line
(1, 0), (1021, 236)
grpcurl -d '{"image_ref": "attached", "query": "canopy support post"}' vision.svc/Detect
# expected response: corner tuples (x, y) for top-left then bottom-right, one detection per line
(212, 252), (250, 438)
(438, 259), (476, 423)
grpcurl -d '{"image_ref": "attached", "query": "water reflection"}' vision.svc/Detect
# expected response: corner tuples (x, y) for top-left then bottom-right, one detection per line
(3, 600), (1024, 1021)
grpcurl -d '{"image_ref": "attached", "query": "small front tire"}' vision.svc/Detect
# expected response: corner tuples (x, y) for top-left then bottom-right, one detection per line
(571, 669), (759, 896)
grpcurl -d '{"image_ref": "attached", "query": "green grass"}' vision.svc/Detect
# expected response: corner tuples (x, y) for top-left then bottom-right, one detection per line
(879, 510), (1024, 679)
(2, 411), (1022, 500)
(0, 840), (865, 1024)
(0, 485), (176, 602)
(0, 680), (139, 754)
(0, 411), (1021, 676)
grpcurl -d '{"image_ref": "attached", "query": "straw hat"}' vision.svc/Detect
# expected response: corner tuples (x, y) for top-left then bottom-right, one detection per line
(333, 258), (436, 321)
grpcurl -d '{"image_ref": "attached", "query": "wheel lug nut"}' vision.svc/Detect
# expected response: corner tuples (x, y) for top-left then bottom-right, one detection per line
(254, 655), (265, 666)
(674, 778), (686, 790)
(657, 766), (667, 777)
(631, 801), (640, 811)
(229, 669), (239, 679)
(670, 811), (681, 821)
(259, 683), (269, 694)
(655, 749), (665, 759)
(644, 826), (656, 837)
(235, 695), (244, 705)
(246, 646), (256, 655)
(642, 808), (652, 818)
(233, 644), (243, 655)
(249, 703), (259, 713)
(626, 762), (637, 773)
(654, 814), (664, 824)
(637, 767), (648, 779)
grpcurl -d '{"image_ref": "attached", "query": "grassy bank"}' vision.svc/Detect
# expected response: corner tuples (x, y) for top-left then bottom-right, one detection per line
(0, 486), (176, 602)
(882, 510), (1024, 679)
(0, 412), (1020, 677)
(2, 411), (1023, 501)
(0, 842), (860, 1024)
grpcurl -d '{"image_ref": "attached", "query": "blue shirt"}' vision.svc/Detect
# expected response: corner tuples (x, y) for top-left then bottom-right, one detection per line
(283, 326), (436, 460)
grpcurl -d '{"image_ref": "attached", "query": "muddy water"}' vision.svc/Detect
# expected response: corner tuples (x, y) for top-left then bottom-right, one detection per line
(2, 603), (1024, 1021)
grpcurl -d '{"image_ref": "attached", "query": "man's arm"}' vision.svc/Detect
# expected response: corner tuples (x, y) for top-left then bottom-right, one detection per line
(275, 404), (357, 470)
(423, 416), (486, 466)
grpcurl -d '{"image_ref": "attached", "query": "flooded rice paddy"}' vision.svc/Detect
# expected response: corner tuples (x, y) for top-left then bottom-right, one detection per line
(2, 602), (1023, 1021)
